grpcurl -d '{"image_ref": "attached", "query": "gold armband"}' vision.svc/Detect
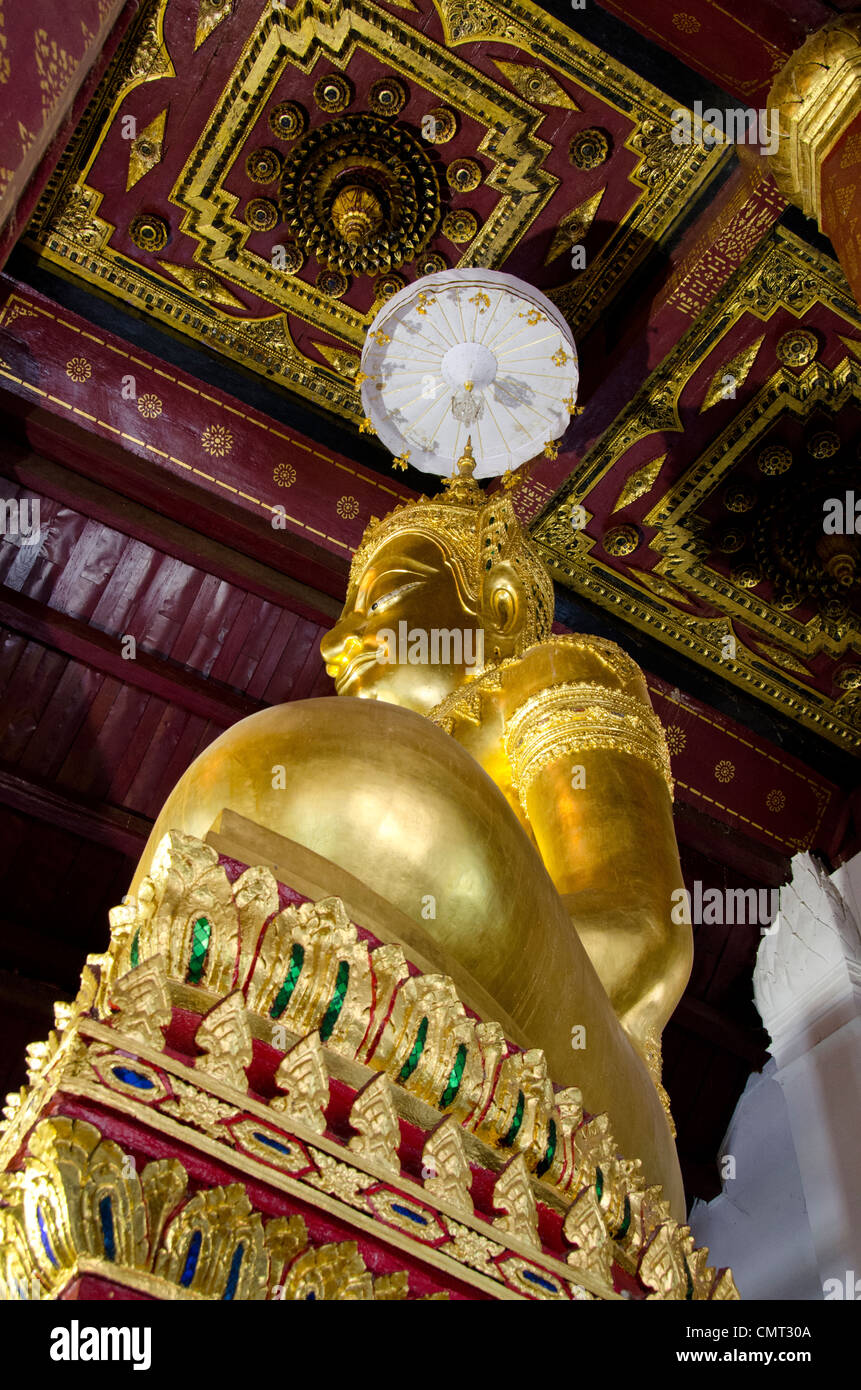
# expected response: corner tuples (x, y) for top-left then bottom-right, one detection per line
(504, 682), (674, 800)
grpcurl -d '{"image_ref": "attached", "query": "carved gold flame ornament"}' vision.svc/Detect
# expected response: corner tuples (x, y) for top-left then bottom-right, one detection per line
(278, 114), (441, 275)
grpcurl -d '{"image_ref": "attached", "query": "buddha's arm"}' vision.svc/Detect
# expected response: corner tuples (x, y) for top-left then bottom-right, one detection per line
(503, 643), (692, 1053)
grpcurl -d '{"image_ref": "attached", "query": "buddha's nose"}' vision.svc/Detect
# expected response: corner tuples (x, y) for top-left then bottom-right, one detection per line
(320, 615), (364, 676)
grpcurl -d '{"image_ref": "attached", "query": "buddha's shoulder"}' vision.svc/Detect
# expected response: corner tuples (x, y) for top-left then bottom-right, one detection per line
(517, 635), (649, 698)
(429, 635), (650, 732)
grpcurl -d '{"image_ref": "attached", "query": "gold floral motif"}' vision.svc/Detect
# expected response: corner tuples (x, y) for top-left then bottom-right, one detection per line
(445, 1220), (506, 1272)
(603, 524), (640, 556)
(665, 724), (687, 756)
(807, 430), (840, 459)
(161, 1077), (239, 1137)
(137, 393), (163, 419)
(245, 198), (279, 231)
(392, 453), (410, 471)
(766, 789), (786, 814)
(442, 209), (478, 244)
(422, 106), (457, 143)
(245, 147), (282, 184)
(129, 214), (168, 253)
(201, 423), (233, 457)
(337, 495), (359, 519)
(447, 158), (482, 192)
(776, 328), (818, 368)
(374, 273), (405, 302)
(274, 461), (296, 488)
(268, 101), (307, 141)
(304, 1150), (375, 1208)
(714, 759), (735, 784)
(314, 74), (352, 113)
(159, 262), (245, 309)
(757, 444), (792, 476)
(65, 357), (92, 383)
(563, 1188), (614, 1286)
(672, 13), (701, 33)
(569, 127), (610, 170)
(369, 78), (408, 117)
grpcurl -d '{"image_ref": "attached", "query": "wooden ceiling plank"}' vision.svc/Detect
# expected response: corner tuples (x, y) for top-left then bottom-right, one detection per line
(0, 762), (151, 858)
(0, 643), (67, 765)
(2, 446), (342, 623)
(0, 584), (263, 726)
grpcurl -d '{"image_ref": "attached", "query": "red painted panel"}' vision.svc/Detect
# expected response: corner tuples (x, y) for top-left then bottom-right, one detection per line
(0, 0), (127, 238)
(0, 278), (413, 569)
(822, 112), (861, 305)
(595, 0), (828, 105)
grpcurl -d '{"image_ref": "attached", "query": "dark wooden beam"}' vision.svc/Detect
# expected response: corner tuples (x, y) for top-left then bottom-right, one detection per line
(671, 996), (770, 1068)
(0, 762), (151, 857)
(0, 399), (349, 604)
(0, 585), (264, 727)
(0, 445), (341, 625)
(674, 799), (792, 888)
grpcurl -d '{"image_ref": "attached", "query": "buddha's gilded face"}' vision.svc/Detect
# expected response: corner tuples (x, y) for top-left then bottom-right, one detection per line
(320, 534), (485, 713)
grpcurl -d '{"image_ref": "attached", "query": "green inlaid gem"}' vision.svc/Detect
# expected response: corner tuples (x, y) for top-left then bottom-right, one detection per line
(270, 942), (304, 1020)
(319, 959), (350, 1042)
(500, 1090), (525, 1148)
(440, 1043), (467, 1108)
(615, 1194), (631, 1241)
(536, 1117), (557, 1177)
(186, 917), (211, 985)
(595, 1165), (604, 1202)
(130, 929), (140, 969)
(398, 1015), (428, 1083)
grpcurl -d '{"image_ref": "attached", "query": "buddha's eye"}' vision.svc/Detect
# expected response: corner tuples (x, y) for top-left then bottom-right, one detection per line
(367, 580), (422, 616)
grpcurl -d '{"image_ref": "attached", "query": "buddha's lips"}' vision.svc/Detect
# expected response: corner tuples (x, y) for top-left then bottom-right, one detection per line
(333, 649), (381, 692)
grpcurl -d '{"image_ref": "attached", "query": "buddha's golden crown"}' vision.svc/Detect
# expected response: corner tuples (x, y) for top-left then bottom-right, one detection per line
(348, 442), (555, 651)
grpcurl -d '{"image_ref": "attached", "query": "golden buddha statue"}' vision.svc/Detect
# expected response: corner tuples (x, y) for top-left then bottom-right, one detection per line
(131, 443), (692, 1217)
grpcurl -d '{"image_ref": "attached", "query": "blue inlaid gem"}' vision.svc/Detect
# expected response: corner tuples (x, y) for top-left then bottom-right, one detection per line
(223, 1243), (244, 1301)
(522, 1268), (558, 1294)
(37, 1206), (58, 1267)
(392, 1203), (428, 1226)
(180, 1229), (202, 1287)
(112, 1066), (155, 1090)
(99, 1195), (116, 1261)
(252, 1131), (291, 1156)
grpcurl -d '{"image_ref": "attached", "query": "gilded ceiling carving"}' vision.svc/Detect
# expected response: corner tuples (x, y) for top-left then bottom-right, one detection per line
(533, 229), (861, 753)
(26, 0), (725, 422)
